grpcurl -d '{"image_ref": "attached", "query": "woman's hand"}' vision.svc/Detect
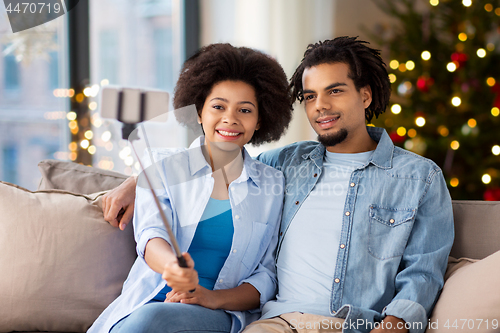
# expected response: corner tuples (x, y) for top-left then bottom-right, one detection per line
(165, 285), (219, 310)
(162, 252), (199, 293)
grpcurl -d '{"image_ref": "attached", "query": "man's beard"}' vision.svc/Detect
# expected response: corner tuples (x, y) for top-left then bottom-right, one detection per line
(317, 128), (348, 147)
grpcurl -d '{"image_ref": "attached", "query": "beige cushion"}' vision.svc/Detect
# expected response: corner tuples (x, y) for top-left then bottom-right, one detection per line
(0, 181), (137, 333)
(426, 252), (500, 332)
(451, 200), (500, 260)
(37, 159), (128, 194)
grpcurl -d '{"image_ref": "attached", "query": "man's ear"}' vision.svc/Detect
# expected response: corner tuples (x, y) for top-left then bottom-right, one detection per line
(361, 85), (372, 109)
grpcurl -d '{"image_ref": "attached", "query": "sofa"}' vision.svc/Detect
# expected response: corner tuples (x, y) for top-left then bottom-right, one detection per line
(0, 160), (499, 333)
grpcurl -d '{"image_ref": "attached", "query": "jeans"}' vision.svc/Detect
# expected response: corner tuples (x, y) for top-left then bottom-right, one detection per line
(110, 301), (232, 333)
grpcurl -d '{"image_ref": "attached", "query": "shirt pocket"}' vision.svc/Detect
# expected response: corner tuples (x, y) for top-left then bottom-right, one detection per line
(368, 205), (416, 260)
(241, 221), (271, 270)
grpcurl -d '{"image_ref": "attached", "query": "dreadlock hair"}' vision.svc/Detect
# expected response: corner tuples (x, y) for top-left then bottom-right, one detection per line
(174, 43), (293, 145)
(290, 36), (391, 122)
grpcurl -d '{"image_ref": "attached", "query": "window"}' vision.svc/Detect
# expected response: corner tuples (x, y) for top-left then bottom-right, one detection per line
(0, 10), (69, 190)
(154, 28), (174, 91)
(3, 50), (20, 91)
(89, 0), (186, 176)
(2, 146), (18, 184)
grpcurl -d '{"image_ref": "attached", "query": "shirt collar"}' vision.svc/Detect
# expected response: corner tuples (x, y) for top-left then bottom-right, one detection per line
(301, 127), (394, 169)
(187, 136), (260, 188)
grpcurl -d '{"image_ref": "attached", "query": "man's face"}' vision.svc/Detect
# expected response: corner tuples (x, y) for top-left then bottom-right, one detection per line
(301, 62), (372, 152)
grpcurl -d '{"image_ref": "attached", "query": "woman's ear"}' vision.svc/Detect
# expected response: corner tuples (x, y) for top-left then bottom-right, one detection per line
(197, 115), (202, 124)
(255, 121), (260, 131)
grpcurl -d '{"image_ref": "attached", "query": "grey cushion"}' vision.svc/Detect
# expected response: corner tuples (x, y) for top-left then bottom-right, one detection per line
(450, 200), (500, 260)
(37, 160), (127, 194)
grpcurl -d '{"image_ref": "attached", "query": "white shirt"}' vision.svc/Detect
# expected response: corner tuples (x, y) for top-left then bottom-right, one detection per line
(262, 149), (373, 318)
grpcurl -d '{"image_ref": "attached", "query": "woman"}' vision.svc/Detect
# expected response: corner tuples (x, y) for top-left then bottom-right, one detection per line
(88, 43), (292, 333)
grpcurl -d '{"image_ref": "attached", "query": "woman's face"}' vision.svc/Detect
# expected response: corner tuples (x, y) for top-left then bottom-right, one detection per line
(199, 80), (260, 150)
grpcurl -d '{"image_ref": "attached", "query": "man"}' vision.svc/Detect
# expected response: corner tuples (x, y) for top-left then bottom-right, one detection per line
(102, 37), (454, 333)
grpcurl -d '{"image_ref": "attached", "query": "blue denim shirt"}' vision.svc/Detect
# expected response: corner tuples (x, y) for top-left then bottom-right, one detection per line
(88, 137), (284, 333)
(256, 127), (454, 333)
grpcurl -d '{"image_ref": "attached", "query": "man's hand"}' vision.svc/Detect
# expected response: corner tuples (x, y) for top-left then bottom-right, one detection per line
(370, 315), (409, 333)
(102, 176), (137, 230)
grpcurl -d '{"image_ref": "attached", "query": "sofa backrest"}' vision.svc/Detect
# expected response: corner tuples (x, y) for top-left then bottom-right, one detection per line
(450, 200), (500, 260)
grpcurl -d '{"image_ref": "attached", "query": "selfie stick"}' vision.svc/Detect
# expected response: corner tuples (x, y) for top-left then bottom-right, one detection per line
(116, 90), (188, 269)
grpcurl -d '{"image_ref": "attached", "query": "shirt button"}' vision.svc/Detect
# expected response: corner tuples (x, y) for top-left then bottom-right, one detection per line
(313, 173), (318, 177)
(232, 249), (237, 253)
(280, 232), (283, 236)
(350, 182), (355, 187)
(235, 215), (240, 220)
(219, 279), (223, 283)
(334, 278), (340, 283)
(345, 211), (350, 216)
(389, 218), (395, 224)
(340, 244), (345, 249)
(295, 201), (300, 205)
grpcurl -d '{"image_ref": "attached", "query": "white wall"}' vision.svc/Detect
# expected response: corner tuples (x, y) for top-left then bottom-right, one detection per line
(199, 0), (336, 155)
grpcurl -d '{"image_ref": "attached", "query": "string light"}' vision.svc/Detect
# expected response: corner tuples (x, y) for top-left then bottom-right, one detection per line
(452, 96), (462, 107)
(486, 77), (496, 87)
(421, 51), (431, 61)
(477, 48), (487, 58)
(391, 104), (402, 114)
(467, 118), (477, 128)
(84, 130), (94, 140)
(398, 63), (407, 72)
(89, 102), (97, 111)
(462, 0), (472, 7)
(451, 140), (460, 150)
(390, 60), (399, 70)
(484, 3), (493, 12)
(447, 62), (457, 72)
(80, 140), (90, 149)
(495, 8), (500, 16)
(68, 142), (77, 151)
(101, 79), (109, 86)
(389, 74), (397, 83)
(88, 145), (97, 155)
(415, 117), (426, 127)
(450, 178), (459, 187)
(458, 33), (467, 41)
(76, 93), (84, 103)
(438, 126), (449, 137)
(408, 129), (417, 138)
(492, 107), (500, 117)
(430, 0), (439, 6)
(482, 174), (492, 184)
(492, 145), (500, 156)
(101, 131), (112, 142)
(66, 111), (77, 121)
(406, 61), (415, 71)
(397, 127), (407, 136)
(487, 43), (495, 51)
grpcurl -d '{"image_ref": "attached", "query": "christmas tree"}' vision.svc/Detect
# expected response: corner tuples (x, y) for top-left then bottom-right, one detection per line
(368, 0), (500, 200)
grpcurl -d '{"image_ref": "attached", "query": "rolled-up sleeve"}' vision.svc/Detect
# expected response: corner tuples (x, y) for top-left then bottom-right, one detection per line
(133, 175), (173, 260)
(383, 169), (454, 333)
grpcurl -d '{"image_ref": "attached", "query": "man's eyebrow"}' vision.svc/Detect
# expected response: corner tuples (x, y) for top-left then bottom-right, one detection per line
(324, 82), (348, 91)
(302, 82), (348, 95)
(209, 97), (256, 108)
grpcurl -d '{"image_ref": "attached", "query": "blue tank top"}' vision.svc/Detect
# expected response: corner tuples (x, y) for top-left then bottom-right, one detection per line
(152, 198), (234, 301)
